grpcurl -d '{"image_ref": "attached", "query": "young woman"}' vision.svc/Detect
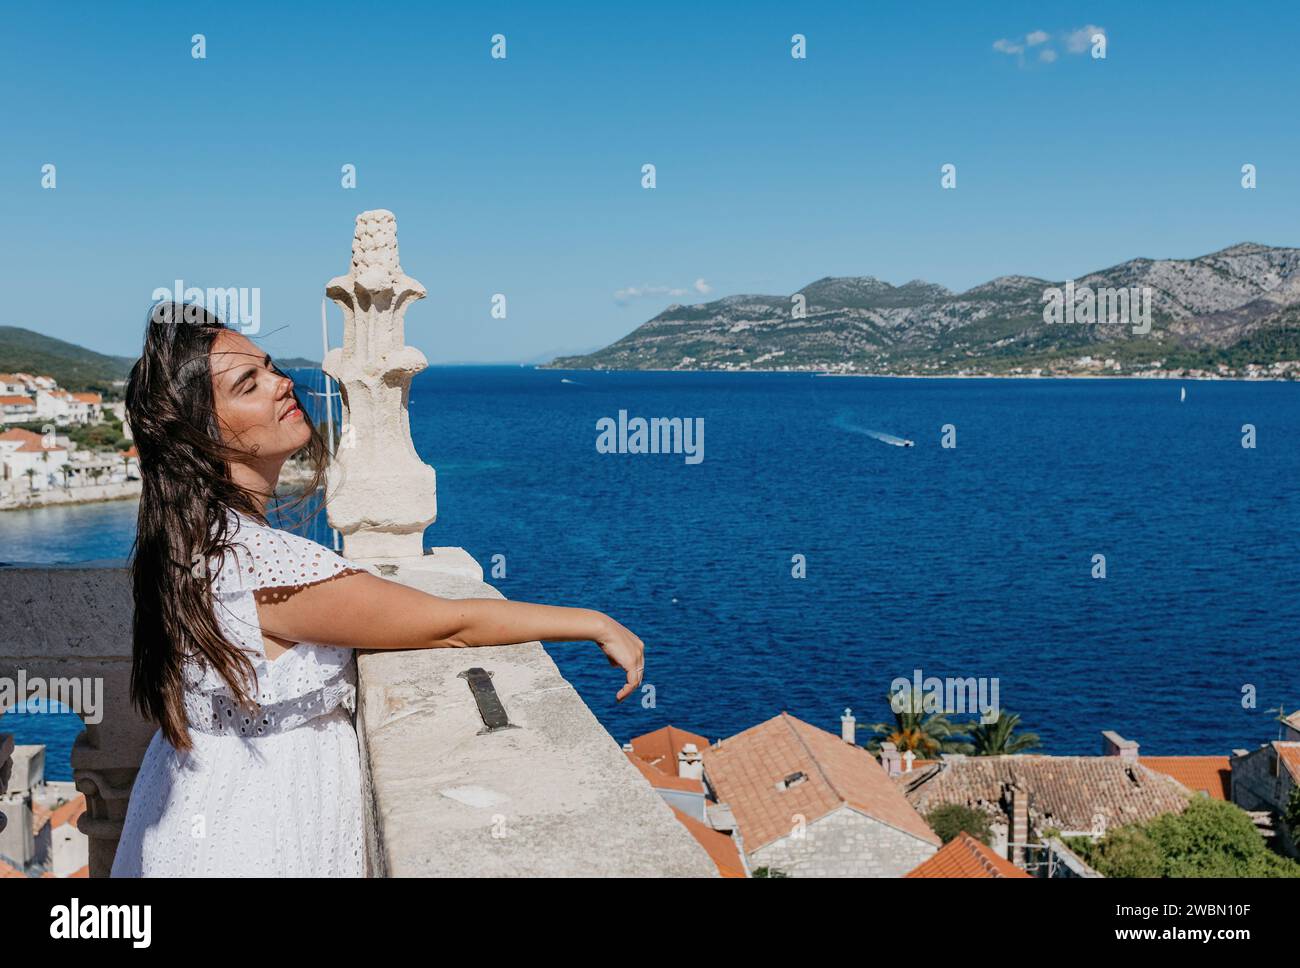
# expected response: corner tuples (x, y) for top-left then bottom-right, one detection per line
(109, 302), (645, 877)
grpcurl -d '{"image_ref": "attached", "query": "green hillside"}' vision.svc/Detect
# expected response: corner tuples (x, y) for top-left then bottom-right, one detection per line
(0, 326), (135, 397)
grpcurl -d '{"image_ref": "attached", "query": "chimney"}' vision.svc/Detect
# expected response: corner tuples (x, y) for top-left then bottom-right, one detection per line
(1101, 730), (1139, 761)
(902, 749), (916, 773)
(1008, 783), (1028, 867)
(879, 742), (901, 777)
(621, 742), (635, 753)
(677, 742), (704, 780)
(841, 707), (856, 745)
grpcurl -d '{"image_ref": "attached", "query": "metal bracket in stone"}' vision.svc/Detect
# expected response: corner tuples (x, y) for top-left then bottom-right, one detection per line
(457, 667), (520, 735)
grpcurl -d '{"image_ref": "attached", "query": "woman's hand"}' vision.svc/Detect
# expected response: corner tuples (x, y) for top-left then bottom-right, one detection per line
(594, 613), (645, 702)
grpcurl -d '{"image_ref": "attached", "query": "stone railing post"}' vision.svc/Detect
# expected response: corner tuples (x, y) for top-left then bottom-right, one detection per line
(323, 209), (437, 559)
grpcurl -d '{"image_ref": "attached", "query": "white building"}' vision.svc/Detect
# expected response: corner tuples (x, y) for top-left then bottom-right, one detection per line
(0, 395), (37, 422)
(0, 741), (90, 879)
(0, 428), (69, 491)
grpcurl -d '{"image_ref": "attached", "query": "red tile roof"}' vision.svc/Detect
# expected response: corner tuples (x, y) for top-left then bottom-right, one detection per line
(0, 395), (36, 407)
(70, 392), (102, 404)
(624, 751), (706, 794)
(628, 725), (711, 778)
(49, 793), (86, 830)
(1139, 756), (1231, 799)
(902, 755), (1193, 833)
(669, 806), (746, 877)
(0, 428), (66, 453)
(68, 865), (89, 878)
(906, 832), (1031, 878)
(1275, 743), (1300, 782)
(702, 712), (942, 853)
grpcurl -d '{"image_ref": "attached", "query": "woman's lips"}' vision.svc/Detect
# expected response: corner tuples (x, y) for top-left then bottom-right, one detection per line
(280, 404), (303, 421)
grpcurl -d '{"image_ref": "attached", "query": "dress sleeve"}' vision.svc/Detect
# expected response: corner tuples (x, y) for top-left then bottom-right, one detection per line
(189, 513), (377, 702)
(208, 518), (375, 597)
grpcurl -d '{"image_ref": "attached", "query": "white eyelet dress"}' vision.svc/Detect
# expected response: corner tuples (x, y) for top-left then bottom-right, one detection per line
(110, 507), (374, 878)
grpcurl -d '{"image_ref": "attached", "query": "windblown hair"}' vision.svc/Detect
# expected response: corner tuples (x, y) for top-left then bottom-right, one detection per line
(123, 301), (330, 751)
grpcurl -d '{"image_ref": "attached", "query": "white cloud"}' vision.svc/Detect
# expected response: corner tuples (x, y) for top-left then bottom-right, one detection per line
(1026, 30), (1049, 46)
(1064, 24), (1105, 54)
(1039, 48), (1058, 63)
(614, 279), (712, 305)
(993, 38), (1023, 55)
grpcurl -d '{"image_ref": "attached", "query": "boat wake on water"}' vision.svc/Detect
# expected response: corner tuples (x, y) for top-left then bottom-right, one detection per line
(831, 412), (914, 447)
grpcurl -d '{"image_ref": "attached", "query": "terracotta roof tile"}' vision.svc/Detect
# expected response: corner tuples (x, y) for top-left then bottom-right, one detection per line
(902, 755), (1193, 833)
(49, 793), (86, 830)
(0, 395), (35, 406)
(669, 807), (746, 877)
(1139, 756), (1231, 799)
(702, 712), (941, 853)
(628, 725), (711, 778)
(906, 831), (1031, 878)
(1275, 743), (1300, 782)
(68, 865), (89, 878)
(624, 751), (706, 794)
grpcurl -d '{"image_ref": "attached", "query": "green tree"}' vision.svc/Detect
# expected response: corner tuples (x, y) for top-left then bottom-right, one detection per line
(964, 709), (1041, 756)
(926, 804), (992, 845)
(1284, 785), (1300, 831)
(1067, 825), (1163, 878)
(866, 687), (973, 758)
(1072, 798), (1300, 878)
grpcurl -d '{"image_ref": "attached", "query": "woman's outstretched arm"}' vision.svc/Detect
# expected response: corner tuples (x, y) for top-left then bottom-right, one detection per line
(251, 571), (645, 701)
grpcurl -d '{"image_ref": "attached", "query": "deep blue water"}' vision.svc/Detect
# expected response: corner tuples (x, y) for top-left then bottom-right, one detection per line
(4, 366), (1299, 778)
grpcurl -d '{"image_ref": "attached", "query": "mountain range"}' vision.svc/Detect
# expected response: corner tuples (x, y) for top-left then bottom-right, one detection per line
(542, 243), (1300, 377)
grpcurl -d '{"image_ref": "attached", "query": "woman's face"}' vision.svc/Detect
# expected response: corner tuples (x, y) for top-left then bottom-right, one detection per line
(209, 329), (309, 460)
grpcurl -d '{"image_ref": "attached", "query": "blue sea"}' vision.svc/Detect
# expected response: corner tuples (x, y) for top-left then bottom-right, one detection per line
(4, 366), (1299, 779)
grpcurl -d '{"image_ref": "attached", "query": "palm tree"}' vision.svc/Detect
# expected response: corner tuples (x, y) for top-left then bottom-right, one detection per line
(60, 465), (71, 491)
(89, 467), (104, 487)
(23, 467), (36, 492)
(866, 687), (974, 757)
(964, 709), (1041, 756)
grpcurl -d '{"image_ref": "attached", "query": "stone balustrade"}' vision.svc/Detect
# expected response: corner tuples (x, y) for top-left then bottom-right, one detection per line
(0, 558), (718, 877)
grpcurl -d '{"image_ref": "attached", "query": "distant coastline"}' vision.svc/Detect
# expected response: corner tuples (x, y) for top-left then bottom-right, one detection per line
(537, 364), (1298, 382)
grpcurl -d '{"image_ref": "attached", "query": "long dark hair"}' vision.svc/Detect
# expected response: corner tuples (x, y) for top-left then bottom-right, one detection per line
(123, 301), (330, 751)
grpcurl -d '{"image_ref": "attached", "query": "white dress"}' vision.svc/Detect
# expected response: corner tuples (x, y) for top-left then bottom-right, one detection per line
(111, 506), (374, 877)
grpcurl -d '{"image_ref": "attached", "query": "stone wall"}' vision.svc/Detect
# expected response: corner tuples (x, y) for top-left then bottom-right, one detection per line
(748, 805), (938, 877)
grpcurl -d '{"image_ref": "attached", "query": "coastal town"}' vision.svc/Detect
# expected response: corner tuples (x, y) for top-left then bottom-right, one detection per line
(0, 371), (138, 511)
(621, 705), (1300, 878)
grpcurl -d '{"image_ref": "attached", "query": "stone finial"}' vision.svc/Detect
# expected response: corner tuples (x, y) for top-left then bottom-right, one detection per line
(323, 210), (437, 559)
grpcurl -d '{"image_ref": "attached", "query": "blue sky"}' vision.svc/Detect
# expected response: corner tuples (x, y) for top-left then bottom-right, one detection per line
(2, 1), (1296, 364)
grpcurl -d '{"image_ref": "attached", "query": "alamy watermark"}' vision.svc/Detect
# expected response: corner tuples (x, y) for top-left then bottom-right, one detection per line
(596, 409), (704, 464)
(889, 667), (1000, 724)
(1042, 280), (1152, 335)
(0, 669), (102, 724)
(150, 280), (261, 334)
